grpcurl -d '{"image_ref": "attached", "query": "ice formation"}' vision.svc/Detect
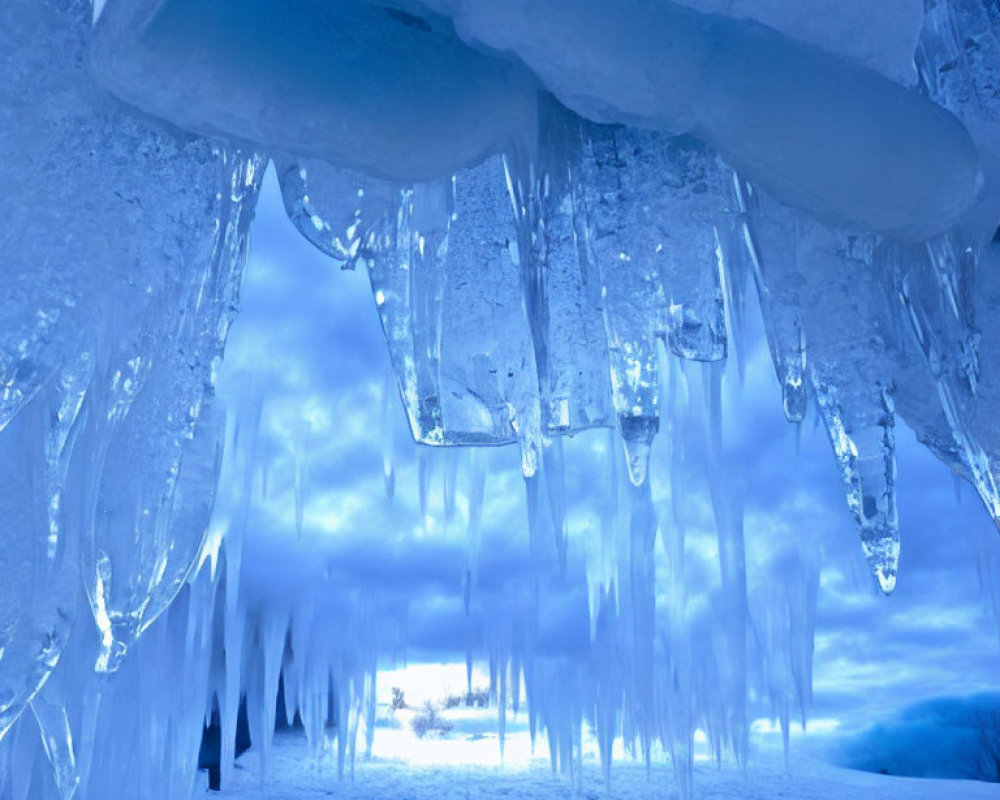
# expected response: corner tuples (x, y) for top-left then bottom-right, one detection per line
(1, 0), (1000, 798)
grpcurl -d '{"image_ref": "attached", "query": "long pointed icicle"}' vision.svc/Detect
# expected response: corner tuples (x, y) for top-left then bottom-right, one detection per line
(30, 699), (78, 800)
(736, 178), (809, 423)
(814, 379), (899, 593)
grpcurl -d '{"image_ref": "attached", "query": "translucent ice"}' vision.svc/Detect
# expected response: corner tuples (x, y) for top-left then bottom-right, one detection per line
(4, 2), (1000, 800)
(277, 154), (544, 474)
(0, 0), (262, 726)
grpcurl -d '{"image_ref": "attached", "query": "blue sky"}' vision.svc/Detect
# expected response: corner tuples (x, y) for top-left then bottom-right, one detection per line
(217, 165), (1000, 739)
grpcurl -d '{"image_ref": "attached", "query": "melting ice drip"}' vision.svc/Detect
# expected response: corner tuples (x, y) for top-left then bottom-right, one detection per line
(1, 0), (1000, 798)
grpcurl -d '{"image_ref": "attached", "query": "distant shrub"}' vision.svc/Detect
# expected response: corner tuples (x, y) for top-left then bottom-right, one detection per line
(443, 687), (490, 709)
(410, 702), (452, 738)
(466, 687), (490, 708)
(391, 687), (406, 711)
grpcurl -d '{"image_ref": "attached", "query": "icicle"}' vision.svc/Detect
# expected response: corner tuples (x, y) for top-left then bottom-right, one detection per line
(8, 704), (41, 800)
(30, 699), (78, 800)
(666, 231), (729, 364)
(896, 267), (1000, 522)
(417, 447), (431, 530)
(280, 154), (548, 454)
(365, 176), (451, 445)
(443, 450), (458, 526)
(293, 421), (308, 539)
(737, 178), (809, 424)
(498, 658), (508, 760)
(600, 428), (621, 596)
(693, 361), (749, 764)
(363, 669), (376, 761)
(524, 474), (546, 570)
(214, 535), (250, 790)
(380, 368), (396, 502)
(503, 99), (614, 439)
(891, 0), (1000, 532)
(813, 379), (899, 593)
(622, 480), (657, 768)
(542, 439), (569, 569)
(614, 367), (660, 488)
(243, 610), (286, 781)
(741, 177), (904, 593)
(576, 124), (738, 484)
(591, 588), (621, 792)
(464, 449), (487, 613)
(281, 650), (298, 729)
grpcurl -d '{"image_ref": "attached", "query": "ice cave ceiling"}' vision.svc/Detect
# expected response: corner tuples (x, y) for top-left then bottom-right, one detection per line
(1, 0), (1000, 798)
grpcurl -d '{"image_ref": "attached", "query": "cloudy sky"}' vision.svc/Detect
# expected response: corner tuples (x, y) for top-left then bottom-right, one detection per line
(216, 166), (1000, 742)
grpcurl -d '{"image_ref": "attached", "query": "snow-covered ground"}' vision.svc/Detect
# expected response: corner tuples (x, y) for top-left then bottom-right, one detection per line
(213, 720), (997, 800)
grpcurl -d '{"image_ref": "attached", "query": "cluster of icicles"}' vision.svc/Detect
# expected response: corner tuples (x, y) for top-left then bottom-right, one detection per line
(2, 0), (1000, 798)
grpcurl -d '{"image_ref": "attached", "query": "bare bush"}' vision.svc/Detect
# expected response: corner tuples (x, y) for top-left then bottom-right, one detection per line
(410, 701), (453, 738)
(442, 687), (490, 709)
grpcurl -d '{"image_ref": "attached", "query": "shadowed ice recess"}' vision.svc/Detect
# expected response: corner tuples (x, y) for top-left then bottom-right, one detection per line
(2, 0), (1000, 798)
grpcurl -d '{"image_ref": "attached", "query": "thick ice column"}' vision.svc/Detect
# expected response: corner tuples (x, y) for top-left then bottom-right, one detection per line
(277, 155), (543, 473)
(621, 482), (658, 766)
(439, 156), (543, 474)
(817, 380), (899, 594)
(577, 124), (732, 484)
(503, 100), (614, 437)
(578, 126), (663, 487)
(813, 370), (899, 593)
(892, 237), (999, 518)
(79, 143), (262, 673)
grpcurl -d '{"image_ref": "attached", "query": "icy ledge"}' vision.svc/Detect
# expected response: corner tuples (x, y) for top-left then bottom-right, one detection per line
(90, 0), (985, 239)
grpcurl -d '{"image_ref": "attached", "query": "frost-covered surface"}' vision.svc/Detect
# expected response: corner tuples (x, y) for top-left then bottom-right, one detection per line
(216, 729), (999, 800)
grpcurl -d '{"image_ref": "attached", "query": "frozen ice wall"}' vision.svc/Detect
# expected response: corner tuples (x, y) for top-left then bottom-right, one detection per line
(0, 0), (263, 793)
(2, 0), (1000, 798)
